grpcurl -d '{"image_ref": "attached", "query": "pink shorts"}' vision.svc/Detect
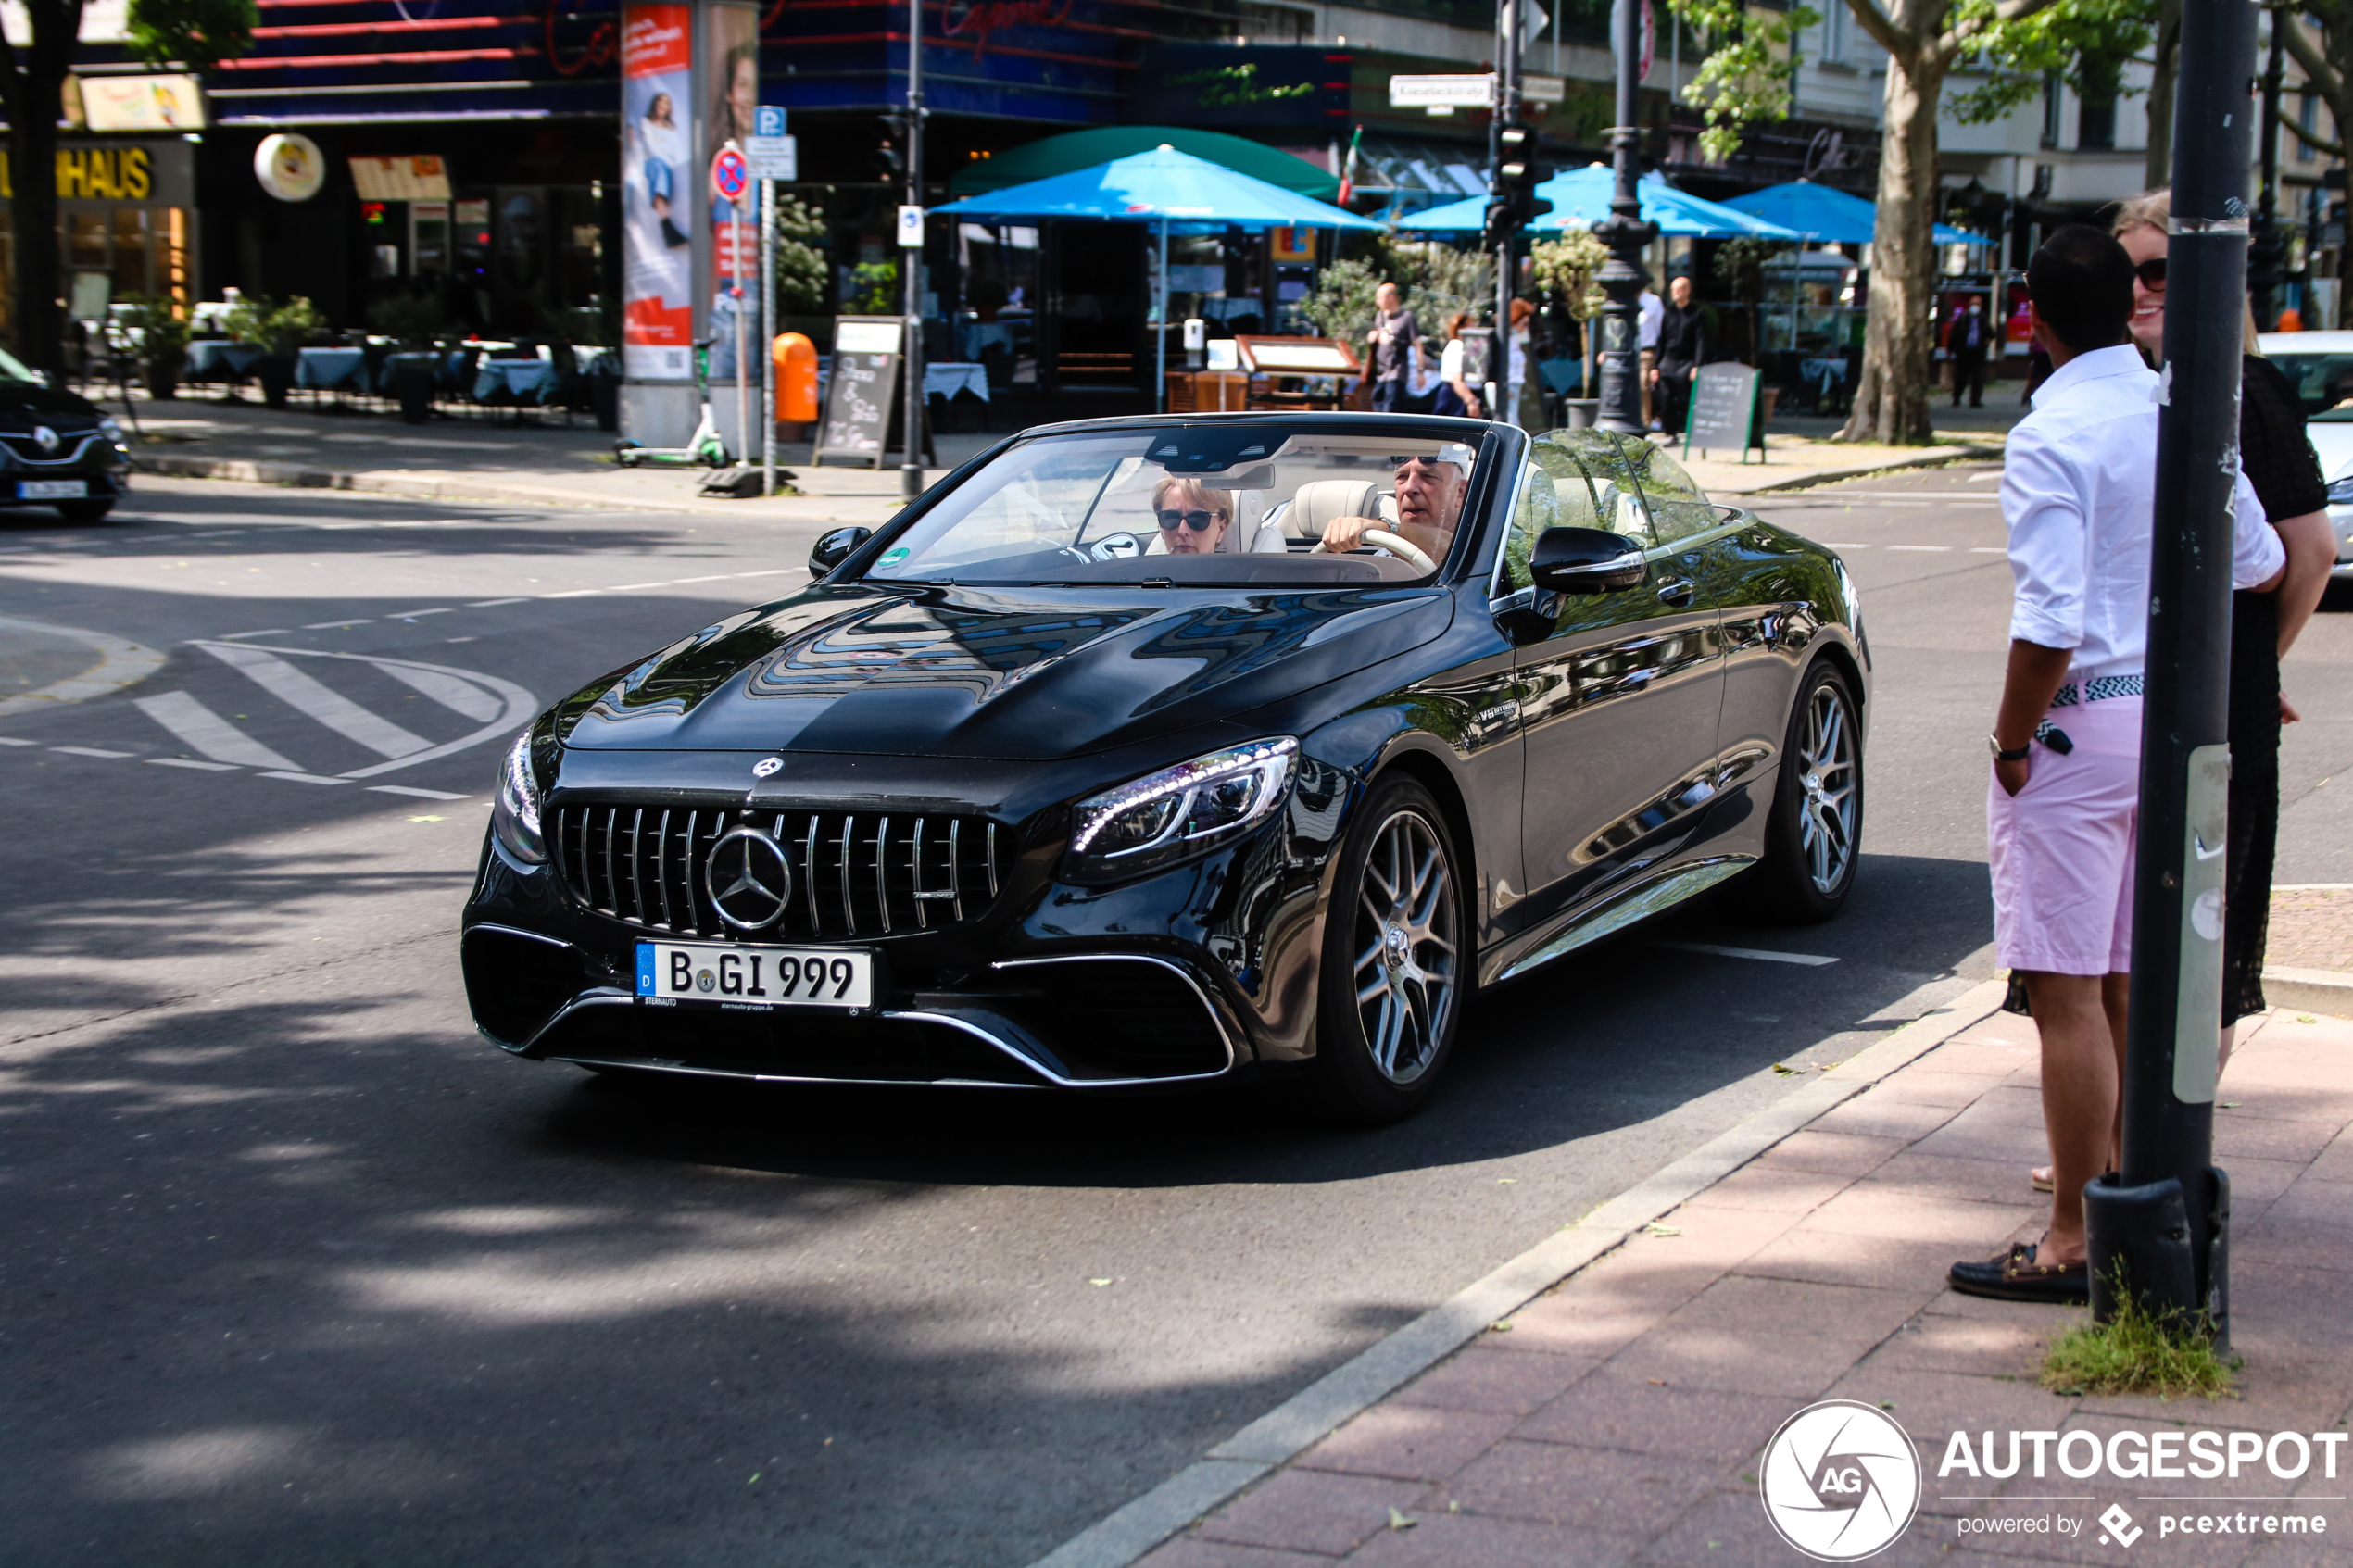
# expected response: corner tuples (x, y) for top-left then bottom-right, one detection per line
(1987, 695), (2141, 976)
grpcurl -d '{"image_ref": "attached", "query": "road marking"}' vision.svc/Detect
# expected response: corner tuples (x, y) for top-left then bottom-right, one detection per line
(1886, 545), (1953, 552)
(303, 620), (372, 630)
(603, 582), (673, 591)
(217, 629), (289, 640)
(369, 784), (469, 800)
(373, 661), (503, 721)
(1651, 939), (1839, 966)
(1818, 542), (1869, 548)
(146, 757), (239, 771)
(199, 643), (434, 758)
(396, 608), (455, 619)
(1967, 470), (2001, 482)
(52, 746), (134, 758)
(467, 597), (529, 607)
(257, 771), (351, 785)
(1970, 546), (2007, 553)
(134, 691), (306, 771)
(0, 616), (168, 719)
(0, 736), (35, 746)
(541, 589), (603, 599)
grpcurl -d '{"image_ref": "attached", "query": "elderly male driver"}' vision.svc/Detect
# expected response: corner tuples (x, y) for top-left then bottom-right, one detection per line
(1318, 446), (1470, 566)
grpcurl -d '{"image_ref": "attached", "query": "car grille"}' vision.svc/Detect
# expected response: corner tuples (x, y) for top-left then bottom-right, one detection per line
(549, 803), (1001, 940)
(0, 432), (104, 466)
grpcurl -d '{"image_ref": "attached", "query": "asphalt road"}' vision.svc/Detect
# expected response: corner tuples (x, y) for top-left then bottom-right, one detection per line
(0, 469), (2345, 1568)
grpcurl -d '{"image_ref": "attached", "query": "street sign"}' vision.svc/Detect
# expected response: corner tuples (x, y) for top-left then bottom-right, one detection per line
(1524, 72), (1566, 104)
(754, 104), (786, 138)
(896, 204), (924, 248)
(1523, 2), (1550, 45)
(711, 144), (749, 202)
(1390, 73), (1495, 107)
(748, 132), (797, 181)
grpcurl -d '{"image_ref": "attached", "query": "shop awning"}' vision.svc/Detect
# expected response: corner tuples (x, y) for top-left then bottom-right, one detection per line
(1398, 166), (1800, 239)
(934, 144), (1378, 231)
(949, 127), (1340, 202)
(1723, 180), (1981, 245)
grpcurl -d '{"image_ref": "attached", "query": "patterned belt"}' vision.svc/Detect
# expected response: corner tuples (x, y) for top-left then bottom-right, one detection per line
(2050, 674), (2145, 708)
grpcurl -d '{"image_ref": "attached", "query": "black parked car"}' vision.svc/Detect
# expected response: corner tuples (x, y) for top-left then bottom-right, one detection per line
(462, 416), (1867, 1122)
(0, 345), (131, 522)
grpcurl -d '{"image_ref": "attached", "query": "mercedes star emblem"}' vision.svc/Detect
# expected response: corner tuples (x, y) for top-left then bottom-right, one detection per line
(752, 756), (784, 779)
(32, 425), (57, 454)
(704, 825), (793, 930)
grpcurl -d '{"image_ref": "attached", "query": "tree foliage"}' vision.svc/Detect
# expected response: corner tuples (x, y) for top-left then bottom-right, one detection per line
(1529, 231), (1610, 320)
(125, 0), (258, 70)
(1672, 0), (1820, 163)
(1296, 241), (1496, 344)
(1942, 0), (2160, 125)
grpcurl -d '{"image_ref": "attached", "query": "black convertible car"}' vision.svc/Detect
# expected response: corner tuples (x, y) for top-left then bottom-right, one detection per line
(462, 415), (1867, 1122)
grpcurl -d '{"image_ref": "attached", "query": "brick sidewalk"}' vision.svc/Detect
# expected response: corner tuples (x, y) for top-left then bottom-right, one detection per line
(1132, 1008), (2353, 1568)
(2271, 888), (2353, 975)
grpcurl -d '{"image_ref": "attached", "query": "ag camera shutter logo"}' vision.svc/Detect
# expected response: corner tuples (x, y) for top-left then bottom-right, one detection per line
(1760, 1399), (1922, 1561)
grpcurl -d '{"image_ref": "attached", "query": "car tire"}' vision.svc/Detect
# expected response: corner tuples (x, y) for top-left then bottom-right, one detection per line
(1311, 775), (1471, 1125)
(53, 498), (114, 523)
(1752, 659), (1863, 922)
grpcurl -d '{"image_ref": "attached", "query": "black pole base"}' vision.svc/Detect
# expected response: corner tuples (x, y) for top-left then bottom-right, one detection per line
(2085, 1168), (2231, 1350)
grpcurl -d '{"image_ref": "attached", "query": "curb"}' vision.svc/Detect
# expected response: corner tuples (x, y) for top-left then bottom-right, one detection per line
(1720, 443), (2005, 495)
(2264, 965), (2353, 1018)
(132, 452), (851, 519)
(1024, 974), (2012, 1568)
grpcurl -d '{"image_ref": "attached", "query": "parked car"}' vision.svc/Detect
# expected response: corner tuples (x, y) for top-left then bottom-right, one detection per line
(460, 416), (1868, 1122)
(0, 343), (131, 523)
(2257, 329), (2353, 581)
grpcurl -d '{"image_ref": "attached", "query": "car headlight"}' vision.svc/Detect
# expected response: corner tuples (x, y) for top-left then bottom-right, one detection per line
(1064, 737), (1299, 884)
(2326, 474), (2353, 507)
(98, 416), (126, 447)
(491, 731), (547, 865)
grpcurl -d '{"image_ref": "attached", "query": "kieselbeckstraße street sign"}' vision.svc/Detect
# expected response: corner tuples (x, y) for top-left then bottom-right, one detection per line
(1390, 73), (1496, 107)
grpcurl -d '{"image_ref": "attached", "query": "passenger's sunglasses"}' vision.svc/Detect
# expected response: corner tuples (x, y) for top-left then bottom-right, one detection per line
(1155, 508), (1223, 532)
(2135, 257), (2167, 290)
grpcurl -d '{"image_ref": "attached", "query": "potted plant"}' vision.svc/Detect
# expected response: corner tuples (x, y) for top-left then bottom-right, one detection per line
(112, 295), (190, 400)
(224, 295), (324, 408)
(366, 291), (450, 423)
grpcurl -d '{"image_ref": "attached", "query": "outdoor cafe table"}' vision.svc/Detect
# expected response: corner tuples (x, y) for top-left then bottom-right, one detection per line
(296, 346), (371, 394)
(924, 362), (989, 403)
(472, 358), (558, 404)
(184, 341), (264, 380)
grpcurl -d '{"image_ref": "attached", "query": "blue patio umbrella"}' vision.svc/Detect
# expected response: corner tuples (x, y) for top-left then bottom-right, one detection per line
(1720, 179), (1980, 245)
(934, 145), (1382, 408)
(1397, 166), (1801, 239)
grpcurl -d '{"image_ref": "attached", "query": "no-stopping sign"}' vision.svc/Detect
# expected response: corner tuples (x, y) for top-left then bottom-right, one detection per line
(711, 144), (749, 201)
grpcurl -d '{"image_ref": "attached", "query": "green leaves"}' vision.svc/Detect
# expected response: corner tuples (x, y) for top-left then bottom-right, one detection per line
(1529, 231), (1610, 321)
(1944, 0), (2162, 125)
(1667, 0), (1820, 164)
(126, 0), (258, 71)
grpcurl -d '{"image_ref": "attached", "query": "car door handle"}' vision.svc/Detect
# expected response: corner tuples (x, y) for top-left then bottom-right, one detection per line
(1655, 577), (1696, 608)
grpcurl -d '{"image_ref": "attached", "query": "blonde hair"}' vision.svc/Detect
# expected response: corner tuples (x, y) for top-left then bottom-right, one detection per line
(1150, 478), (1233, 521)
(2110, 187), (2264, 356)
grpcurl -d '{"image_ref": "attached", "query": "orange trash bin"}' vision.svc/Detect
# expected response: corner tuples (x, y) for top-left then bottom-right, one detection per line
(774, 332), (818, 422)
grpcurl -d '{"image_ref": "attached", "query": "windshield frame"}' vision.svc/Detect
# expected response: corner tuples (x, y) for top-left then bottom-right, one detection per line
(839, 416), (1509, 592)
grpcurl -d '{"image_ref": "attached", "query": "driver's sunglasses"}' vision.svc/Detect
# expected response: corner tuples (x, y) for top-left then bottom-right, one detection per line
(2135, 257), (2167, 290)
(1388, 456), (1450, 474)
(1155, 508), (1223, 532)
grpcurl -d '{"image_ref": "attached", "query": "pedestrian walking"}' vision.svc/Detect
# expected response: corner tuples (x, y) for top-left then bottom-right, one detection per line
(1652, 274), (1705, 435)
(1432, 311), (1482, 418)
(1951, 224), (2286, 1305)
(1507, 297), (1538, 429)
(1364, 282), (1421, 415)
(1948, 297), (1990, 408)
(1637, 285), (1663, 429)
(2111, 192), (2339, 1069)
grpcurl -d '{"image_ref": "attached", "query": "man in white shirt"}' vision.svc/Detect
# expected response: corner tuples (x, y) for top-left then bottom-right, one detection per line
(1637, 288), (1663, 429)
(1952, 226), (2286, 1306)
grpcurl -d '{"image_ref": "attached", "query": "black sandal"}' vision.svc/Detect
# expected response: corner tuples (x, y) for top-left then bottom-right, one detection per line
(1948, 1241), (2087, 1305)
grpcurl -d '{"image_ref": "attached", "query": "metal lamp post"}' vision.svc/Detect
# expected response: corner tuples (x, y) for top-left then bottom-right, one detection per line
(1592, 0), (1655, 433)
(899, 0), (926, 501)
(2085, 0), (2258, 1343)
(2249, 14), (2286, 331)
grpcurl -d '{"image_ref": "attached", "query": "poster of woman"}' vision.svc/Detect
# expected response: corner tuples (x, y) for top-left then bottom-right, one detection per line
(621, 4), (693, 381)
(704, 7), (760, 382)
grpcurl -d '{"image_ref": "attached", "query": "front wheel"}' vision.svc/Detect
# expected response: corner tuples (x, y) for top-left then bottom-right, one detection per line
(1753, 659), (1863, 922)
(1312, 776), (1470, 1124)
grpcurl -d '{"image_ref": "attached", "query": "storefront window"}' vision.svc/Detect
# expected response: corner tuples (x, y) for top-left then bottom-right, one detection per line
(112, 208), (149, 299)
(69, 212), (107, 271)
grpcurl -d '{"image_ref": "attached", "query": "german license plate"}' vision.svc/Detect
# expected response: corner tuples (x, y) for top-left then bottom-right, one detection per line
(635, 941), (873, 1009)
(19, 480), (85, 499)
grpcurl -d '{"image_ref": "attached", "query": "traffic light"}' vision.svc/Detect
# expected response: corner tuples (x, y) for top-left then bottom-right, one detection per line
(1488, 119), (1555, 246)
(875, 112), (908, 183)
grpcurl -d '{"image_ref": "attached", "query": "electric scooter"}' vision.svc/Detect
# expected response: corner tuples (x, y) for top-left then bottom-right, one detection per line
(613, 338), (729, 469)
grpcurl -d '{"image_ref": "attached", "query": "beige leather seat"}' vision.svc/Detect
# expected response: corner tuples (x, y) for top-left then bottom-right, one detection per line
(1286, 479), (1384, 544)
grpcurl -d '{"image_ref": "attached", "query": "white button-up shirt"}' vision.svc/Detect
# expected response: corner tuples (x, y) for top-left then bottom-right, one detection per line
(1638, 291), (1663, 351)
(2002, 344), (2285, 679)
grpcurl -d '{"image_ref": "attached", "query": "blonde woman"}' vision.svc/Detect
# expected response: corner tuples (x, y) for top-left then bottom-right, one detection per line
(1146, 478), (1234, 555)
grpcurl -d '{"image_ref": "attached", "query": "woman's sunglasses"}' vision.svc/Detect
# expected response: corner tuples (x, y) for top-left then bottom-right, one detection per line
(1156, 508), (1223, 532)
(2135, 258), (2167, 290)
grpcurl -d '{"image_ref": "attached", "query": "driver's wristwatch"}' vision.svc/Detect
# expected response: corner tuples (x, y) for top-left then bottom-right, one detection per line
(1988, 734), (2032, 763)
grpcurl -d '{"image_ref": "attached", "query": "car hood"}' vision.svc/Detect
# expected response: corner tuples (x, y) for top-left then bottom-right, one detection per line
(0, 380), (99, 420)
(558, 582), (1454, 759)
(2306, 415), (2353, 483)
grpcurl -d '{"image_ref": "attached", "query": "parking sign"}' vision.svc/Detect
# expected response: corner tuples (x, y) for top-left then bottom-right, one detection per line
(754, 105), (786, 138)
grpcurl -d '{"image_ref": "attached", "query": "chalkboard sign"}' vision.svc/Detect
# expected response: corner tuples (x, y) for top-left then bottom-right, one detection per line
(814, 317), (902, 469)
(1682, 362), (1765, 463)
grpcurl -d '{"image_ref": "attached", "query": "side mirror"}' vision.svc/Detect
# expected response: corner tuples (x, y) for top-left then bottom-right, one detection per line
(1530, 526), (1647, 595)
(808, 526), (872, 578)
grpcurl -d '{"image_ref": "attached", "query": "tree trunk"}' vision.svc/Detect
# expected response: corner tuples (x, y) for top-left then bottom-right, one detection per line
(2145, 0), (2182, 189)
(1, 5), (82, 376)
(1839, 45), (1944, 445)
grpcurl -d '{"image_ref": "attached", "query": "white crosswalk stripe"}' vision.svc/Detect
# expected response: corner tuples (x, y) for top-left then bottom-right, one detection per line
(373, 661), (503, 721)
(199, 642), (433, 758)
(134, 691), (304, 771)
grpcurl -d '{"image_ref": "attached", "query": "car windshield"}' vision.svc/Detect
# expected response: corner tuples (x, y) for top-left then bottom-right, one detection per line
(2266, 351), (2353, 420)
(863, 422), (1491, 586)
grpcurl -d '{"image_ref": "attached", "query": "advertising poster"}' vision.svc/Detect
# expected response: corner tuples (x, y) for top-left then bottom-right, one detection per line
(621, 4), (692, 381)
(704, 3), (760, 381)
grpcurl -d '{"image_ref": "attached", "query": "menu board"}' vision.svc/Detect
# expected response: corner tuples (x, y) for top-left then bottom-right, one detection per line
(814, 318), (901, 468)
(1683, 362), (1763, 462)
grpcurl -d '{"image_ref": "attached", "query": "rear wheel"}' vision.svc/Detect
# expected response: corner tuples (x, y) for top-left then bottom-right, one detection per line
(1753, 659), (1862, 922)
(1312, 776), (1469, 1124)
(54, 497), (114, 523)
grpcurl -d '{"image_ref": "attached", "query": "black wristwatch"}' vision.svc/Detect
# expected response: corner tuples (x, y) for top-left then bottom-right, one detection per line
(1988, 734), (2032, 763)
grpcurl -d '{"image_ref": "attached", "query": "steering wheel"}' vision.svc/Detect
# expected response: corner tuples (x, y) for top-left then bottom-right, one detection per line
(1310, 528), (1439, 575)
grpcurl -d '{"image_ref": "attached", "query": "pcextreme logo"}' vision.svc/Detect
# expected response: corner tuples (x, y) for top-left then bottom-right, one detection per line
(1759, 1399), (1924, 1561)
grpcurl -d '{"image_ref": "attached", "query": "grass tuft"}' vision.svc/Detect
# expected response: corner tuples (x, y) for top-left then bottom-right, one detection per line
(2042, 1273), (2241, 1399)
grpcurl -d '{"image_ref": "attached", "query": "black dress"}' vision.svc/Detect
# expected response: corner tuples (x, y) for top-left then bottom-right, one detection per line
(2224, 355), (2326, 1023)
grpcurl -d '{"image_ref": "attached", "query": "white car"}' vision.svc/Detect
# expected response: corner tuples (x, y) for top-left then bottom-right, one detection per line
(2257, 329), (2353, 580)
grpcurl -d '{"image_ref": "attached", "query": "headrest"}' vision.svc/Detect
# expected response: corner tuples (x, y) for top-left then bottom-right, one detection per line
(1288, 479), (1382, 540)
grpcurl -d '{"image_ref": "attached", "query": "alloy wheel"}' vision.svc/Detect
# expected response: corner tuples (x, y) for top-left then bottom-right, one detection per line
(1351, 809), (1459, 1085)
(1795, 681), (1858, 895)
